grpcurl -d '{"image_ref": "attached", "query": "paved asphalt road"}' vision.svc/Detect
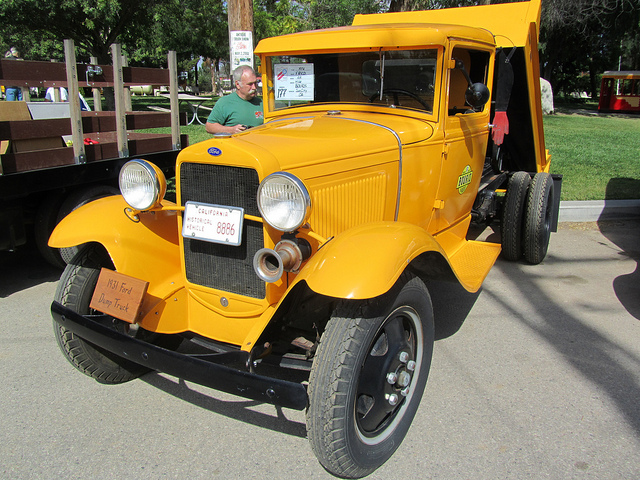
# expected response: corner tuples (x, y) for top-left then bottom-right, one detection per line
(1, 220), (639, 480)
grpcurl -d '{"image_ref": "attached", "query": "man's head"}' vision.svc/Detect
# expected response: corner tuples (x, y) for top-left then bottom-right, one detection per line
(233, 65), (259, 101)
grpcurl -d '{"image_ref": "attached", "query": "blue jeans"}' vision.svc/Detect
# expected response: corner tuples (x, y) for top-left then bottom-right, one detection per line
(5, 87), (23, 101)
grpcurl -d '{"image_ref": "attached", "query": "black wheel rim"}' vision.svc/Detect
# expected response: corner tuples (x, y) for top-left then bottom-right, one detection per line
(355, 306), (423, 444)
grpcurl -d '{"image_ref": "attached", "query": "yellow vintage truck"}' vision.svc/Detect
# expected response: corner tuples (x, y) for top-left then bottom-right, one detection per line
(50, 1), (559, 477)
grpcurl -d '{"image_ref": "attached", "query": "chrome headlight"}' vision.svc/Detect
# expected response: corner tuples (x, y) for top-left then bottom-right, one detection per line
(257, 172), (311, 232)
(119, 159), (166, 211)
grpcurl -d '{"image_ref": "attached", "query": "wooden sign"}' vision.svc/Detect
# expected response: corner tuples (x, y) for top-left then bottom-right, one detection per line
(90, 268), (149, 324)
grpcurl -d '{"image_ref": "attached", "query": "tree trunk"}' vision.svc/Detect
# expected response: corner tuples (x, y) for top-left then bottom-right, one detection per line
(589, 56), (598, 100)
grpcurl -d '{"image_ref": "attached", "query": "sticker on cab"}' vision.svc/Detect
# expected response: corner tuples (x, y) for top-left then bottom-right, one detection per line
(457, 165), (473, 194)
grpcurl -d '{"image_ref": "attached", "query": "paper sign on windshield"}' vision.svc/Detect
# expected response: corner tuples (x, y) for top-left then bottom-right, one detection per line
(274, 64), (314, 101)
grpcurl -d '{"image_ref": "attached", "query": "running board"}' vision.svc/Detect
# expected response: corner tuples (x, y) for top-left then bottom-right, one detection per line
(448, 240), (501, 293)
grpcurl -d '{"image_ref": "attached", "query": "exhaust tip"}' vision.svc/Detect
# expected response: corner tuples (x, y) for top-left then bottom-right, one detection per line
(253, 248), (284, 283)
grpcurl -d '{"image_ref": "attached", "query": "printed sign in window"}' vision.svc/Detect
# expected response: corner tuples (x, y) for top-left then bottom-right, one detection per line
(274, 64), (314, 101)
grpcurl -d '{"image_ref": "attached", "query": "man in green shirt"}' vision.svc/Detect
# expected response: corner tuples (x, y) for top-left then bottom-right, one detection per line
(206, 65), (263, 134)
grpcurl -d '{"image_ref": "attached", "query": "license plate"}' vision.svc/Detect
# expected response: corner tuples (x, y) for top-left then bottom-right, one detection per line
(182, 201), (244, 246)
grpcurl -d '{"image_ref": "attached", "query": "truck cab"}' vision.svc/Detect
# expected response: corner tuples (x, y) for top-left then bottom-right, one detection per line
(50, 1), (558, 477)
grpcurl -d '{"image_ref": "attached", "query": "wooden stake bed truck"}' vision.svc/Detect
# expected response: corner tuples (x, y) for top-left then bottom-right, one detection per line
(0, 40), (186, 266)
(49, 1), (560, 477)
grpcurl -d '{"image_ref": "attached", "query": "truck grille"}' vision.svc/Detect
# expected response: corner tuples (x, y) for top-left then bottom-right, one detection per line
(179, 163), (265, 299)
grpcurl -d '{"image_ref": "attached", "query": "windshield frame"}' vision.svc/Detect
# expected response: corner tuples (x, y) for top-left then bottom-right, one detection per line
(260, 47), (443, 119)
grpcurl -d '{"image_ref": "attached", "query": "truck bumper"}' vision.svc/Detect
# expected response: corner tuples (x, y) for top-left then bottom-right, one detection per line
(51, 301), (308, 410)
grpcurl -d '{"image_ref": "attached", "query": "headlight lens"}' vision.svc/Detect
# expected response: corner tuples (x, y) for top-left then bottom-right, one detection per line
(119, 159), (166, 211)
(257, 173), (311, 232)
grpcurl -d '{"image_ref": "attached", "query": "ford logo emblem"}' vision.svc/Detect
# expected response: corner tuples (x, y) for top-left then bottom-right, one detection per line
(208, 147), (222, 156)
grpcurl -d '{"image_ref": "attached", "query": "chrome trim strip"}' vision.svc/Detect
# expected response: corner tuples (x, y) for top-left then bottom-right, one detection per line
(266, 114), (404, 221)
(327, 116), (403, 221)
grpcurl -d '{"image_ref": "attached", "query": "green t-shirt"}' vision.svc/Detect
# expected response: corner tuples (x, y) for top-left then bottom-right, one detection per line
(207, 92), (264, 128)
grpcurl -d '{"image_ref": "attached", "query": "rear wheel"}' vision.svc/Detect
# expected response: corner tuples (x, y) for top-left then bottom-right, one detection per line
(306, 274), (434, 478)
(34, 192), (66, 268)
(523, 172), (554, 264)
(500, 171), (530, 261)
(53, 245), (150, 384)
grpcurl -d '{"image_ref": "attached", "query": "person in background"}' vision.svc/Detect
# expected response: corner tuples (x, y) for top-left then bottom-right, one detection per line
(45, 86), (91, 111)
(205, 65), (263, 134)
(4, 47), (23, 101)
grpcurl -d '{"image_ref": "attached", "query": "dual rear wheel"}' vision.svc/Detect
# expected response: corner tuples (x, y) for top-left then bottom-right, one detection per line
(501, 171), (554, 264)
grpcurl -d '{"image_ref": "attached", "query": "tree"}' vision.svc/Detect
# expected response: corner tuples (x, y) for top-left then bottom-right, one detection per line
(0, 0), (231, 94)
(0, 0), (157, 63)
(307, 0), (387, 29)
(388, 0), (477, 12)
(541, 0), (640, 97)
(144, 0), (228, 93)
(254, 0), (306, 41)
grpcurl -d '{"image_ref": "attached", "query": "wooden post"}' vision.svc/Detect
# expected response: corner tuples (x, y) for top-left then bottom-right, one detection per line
(64, 39), (86, 164)
(111, 43), (129, 158)
(90, 56), (102, 111)
(168, 50), (180, 151)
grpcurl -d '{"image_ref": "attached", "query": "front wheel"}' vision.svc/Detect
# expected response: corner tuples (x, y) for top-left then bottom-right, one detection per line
(53, 245), (151, 384)
(306, 274), (434, 478)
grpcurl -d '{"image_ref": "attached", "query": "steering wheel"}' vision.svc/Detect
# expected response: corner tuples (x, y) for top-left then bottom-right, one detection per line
(369, 88), (431, 111)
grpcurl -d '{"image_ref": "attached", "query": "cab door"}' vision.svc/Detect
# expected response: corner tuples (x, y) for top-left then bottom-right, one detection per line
(434, 44), (494, 233)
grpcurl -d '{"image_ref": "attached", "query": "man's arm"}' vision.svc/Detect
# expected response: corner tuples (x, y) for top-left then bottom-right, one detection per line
(205, 121), (248, 134)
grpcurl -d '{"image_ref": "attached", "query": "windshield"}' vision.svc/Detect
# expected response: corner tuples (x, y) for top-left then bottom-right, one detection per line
(267, 49), (438, 114)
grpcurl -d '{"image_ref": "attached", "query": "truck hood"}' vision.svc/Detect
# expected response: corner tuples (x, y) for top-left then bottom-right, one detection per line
(190, 112), (434, 173)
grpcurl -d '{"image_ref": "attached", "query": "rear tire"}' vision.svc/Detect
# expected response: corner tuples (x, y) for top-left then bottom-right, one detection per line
(307, 274), (434, 478)
(34, 192), (66, 269)
(501, 171), (530, 261)
(53, 245), (150, 384)
(523, 172), (554, 264)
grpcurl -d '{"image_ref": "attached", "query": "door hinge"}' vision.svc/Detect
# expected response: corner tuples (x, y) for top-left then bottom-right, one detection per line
(442, 143), (450, 159)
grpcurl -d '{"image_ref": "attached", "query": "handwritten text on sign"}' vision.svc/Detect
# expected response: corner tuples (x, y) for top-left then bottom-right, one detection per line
(274, 64), (314, 101)
(90, 269), (149, 324)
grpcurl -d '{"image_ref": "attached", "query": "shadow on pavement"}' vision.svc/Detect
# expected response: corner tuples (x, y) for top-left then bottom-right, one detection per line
(0, 245), (62, 298)
(141, 373), (307, 438)
(597, 219), (640, 320)
(600, 178), (640, 320)
(491, 250), (640, 438)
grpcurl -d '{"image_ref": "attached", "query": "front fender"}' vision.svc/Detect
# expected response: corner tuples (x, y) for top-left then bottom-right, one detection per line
(49, 195), (182, 291)
(294, 222), (446, 300)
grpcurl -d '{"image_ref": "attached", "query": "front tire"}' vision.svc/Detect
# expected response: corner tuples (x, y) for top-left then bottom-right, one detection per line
(53, 245), (150, 384)
(306, 274), (434, 478)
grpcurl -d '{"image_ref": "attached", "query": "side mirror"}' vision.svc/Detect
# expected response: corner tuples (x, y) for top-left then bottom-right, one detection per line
(452, 58), (491, 108)
(465, 82), (490, 108)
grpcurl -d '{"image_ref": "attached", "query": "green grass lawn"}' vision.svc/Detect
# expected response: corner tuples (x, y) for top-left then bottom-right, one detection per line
(127, 96), (640, 201)
(544, 107), (640, 200)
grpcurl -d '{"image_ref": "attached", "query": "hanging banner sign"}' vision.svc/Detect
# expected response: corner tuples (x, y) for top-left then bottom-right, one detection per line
(230, 30), (254, 69)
